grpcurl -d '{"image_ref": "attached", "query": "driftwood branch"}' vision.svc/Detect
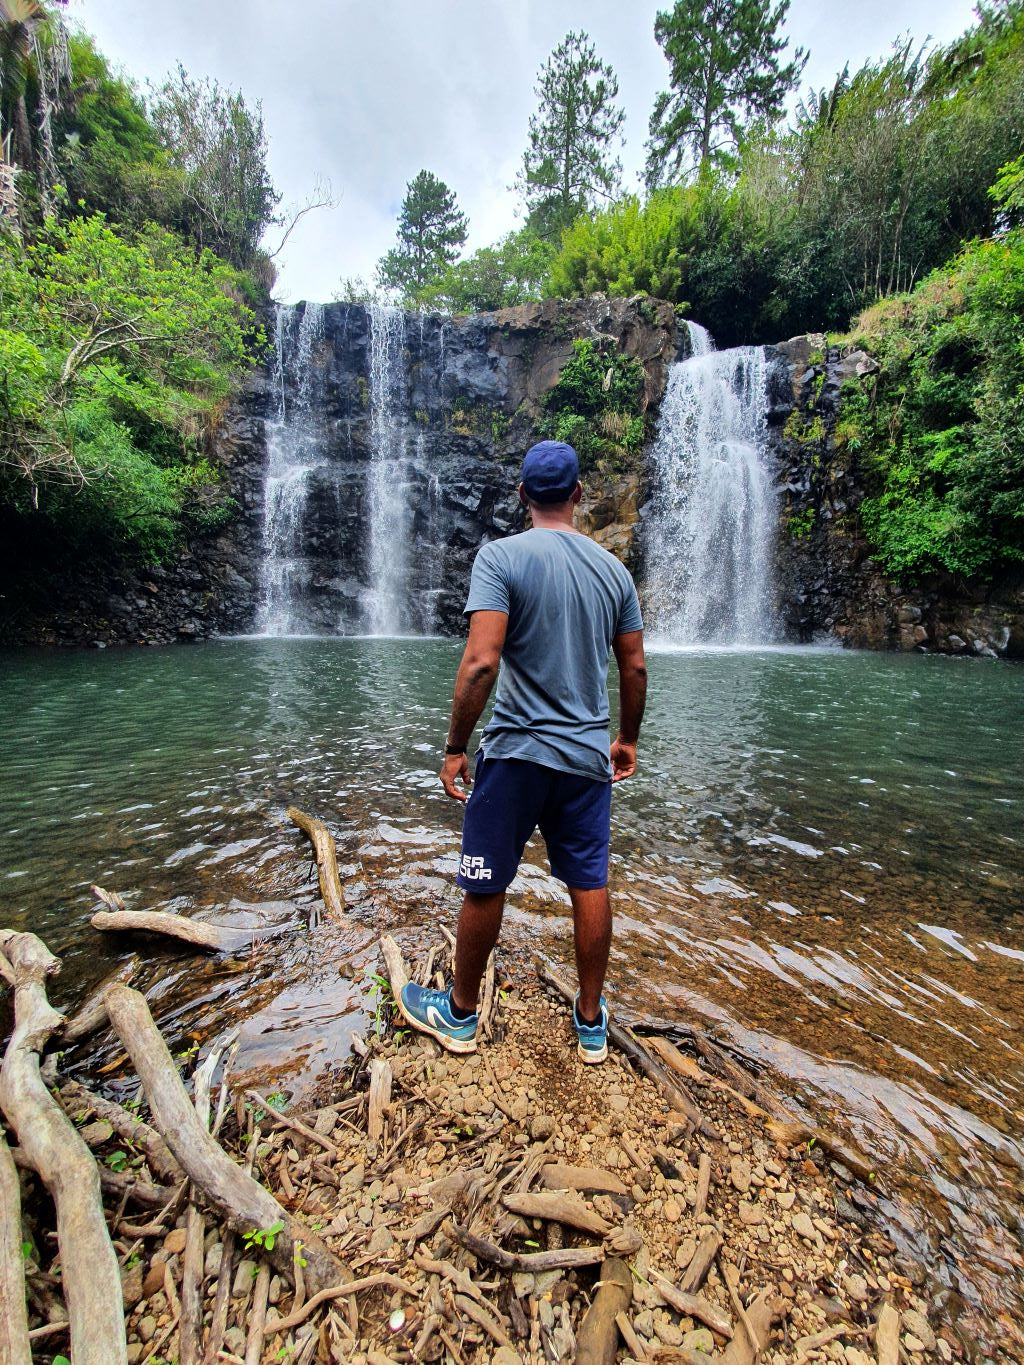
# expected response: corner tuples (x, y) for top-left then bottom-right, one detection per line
(287, 806), (345, 921)
(576, 1256), (632, 1365)
(91, 908), (288, 955)
(61, 1079), (181, 1185)
(502, 1190), (612, 1237)
(452, 1221), (605, 1273)
(379, 933), (408, 995)
(104, 983), (346, 1296)
(63, 954), (140, 1045)
(0, 1127), (31, 1365)
(0, 931), (128, 1365)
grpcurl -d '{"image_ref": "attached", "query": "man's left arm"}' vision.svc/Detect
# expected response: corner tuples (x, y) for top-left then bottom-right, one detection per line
(440, 609), (508, 801)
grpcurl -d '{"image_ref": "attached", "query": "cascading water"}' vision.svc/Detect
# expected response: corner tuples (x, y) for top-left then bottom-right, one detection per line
(257, 302), (326, 635)
(364, 304), (412, 635)
(642, 322), (778, 644)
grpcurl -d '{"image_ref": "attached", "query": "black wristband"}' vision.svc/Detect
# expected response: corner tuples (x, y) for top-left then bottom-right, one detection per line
(444, 743), (467, 756)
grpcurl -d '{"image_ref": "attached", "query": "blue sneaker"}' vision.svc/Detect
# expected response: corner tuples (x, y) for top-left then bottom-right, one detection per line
(398, 982), (478, 1054)
(573, 993), (609, 1064)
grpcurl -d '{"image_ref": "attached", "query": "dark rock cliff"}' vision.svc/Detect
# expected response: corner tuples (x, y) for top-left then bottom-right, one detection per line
(770, 334), (1024, 659)
(0, 297), (676, 646)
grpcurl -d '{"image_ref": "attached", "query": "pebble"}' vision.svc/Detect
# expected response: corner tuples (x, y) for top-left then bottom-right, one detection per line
(634, 1309), (655, 1338)
(268, 1275), (282, 1304)
(142, 1263), (165, 1299)
(81, 1120), (114, 1146)
(608, 1094), (629, 1113)
(529, 1114), (556, 1141)
(791, 1211), (818, 1242)
(776, 1190), (796, 1210)
(682, 1328), (715, 1353)
(903, 1334), (926, 1353)
(492, 1350), (524, 1365)
(663, 1198), (681, 1223)
(224, 1326), (246, 1354)
(204, 1242), (222, 1278)
(739, 1200), (764, 1226)
(233, 1259), (257, 1297)
(137, 1315), (156, 1343)
(730, 1157), (752, 1193)
(654, 1318), (683, 1346)
(367, 1225), (394, 1257)
(675, 1237), (697, 1269)
(844, 1273), (869, 1303)
(126, 1346), (143, 1364)
(163, 1227), (187, 1255)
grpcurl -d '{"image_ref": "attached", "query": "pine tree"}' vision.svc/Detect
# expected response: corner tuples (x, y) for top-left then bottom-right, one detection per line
(377, 169), (468, 297)
(645, 0), (807, 188)
(517, 31), (625, 241)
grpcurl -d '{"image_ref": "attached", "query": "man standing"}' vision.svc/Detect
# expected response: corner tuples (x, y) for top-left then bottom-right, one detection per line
(399, 440), (647, 1063)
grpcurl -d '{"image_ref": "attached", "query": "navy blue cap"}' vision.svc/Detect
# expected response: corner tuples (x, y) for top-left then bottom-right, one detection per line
(521, 440), (580, 504)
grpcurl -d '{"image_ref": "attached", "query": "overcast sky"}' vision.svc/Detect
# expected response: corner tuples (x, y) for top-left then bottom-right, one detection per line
(70, 0), (981, 303)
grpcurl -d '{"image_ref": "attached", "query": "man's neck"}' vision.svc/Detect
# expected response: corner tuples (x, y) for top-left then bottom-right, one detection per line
(528, 505), (578, 533)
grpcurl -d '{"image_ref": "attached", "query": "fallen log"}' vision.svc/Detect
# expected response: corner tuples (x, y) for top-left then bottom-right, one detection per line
(0, 1127), (31, 1365)
(91, 908), (289, 955)
(536, 961), (720, 1140)
(0, 930), (127, 1365)
(104, 983), (346, 1296)
(287, 805), (346, 921)
(576, 1256), (632, 1365)
(648, 1036), (766, 1120)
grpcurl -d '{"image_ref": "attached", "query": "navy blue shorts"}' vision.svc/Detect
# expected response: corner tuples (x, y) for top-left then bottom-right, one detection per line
(456, 755), (612, 893)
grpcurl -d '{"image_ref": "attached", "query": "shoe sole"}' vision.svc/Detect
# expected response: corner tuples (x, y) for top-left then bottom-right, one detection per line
(396, 993), (477, 1054)
(577, 1041), (608, 1064)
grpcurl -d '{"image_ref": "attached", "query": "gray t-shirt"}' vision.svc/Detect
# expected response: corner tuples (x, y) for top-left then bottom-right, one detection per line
(464, 528), (644, 780)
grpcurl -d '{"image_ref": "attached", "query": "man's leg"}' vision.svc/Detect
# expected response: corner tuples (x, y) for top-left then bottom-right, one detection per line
(453, 889), (505, 1013)
(568, 885), (611, 1020)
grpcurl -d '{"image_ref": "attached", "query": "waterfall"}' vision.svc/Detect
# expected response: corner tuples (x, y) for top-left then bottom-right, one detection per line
(643, 322), (777, 644)
(257, 302), (326, 635)
(364, 304), (412, 635)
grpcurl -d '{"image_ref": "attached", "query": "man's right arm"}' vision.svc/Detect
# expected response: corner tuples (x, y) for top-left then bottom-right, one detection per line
(610, 629), (647, 782)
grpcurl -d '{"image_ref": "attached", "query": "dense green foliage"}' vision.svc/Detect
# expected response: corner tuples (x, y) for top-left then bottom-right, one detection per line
(646, 0), (805, 186)
(0, 6), (272, 568)
(546, 3), (1024, 345)
(536, 340), (646, 473)
(377, 169), (468, 298)
(844, 201), (1024, 580)
(413, 229), (555, 313)
(517, 31), (625, 242)
(0, 215), (256, 560)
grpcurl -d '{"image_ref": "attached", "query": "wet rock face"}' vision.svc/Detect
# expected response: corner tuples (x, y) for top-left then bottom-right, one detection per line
(2, 297), (676, 645)
(768, 336), (1024, 659)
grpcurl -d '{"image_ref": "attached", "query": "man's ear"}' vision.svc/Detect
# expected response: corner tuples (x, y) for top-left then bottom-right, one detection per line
(518, 482), (529, 507)
(571, 481), (583, 506)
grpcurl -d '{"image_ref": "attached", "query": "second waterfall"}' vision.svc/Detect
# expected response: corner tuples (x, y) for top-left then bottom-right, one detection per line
(642, 323), (778, 644)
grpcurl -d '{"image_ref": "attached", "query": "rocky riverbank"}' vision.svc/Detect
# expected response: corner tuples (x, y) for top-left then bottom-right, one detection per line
(4, 922), (976, 1364)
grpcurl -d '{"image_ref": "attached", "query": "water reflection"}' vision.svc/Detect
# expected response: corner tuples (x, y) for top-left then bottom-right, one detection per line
(1, 640), (1023, 1326)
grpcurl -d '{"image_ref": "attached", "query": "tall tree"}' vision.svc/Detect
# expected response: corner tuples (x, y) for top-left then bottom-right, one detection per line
(517, 30), (625, 241)
(645, 0), (806, 187)
(150, 64), (279, 269)
(377, 169), (468, 296)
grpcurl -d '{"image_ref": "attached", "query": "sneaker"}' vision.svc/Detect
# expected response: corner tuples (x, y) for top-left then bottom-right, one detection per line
(398, 982), (478, 1054)
(573, 992), (609, 1064)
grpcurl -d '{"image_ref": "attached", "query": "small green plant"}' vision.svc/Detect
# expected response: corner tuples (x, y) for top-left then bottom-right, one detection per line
(105, 1150), (129, 1173)
(265, 1092), (288, 1112)
(243, 1219), (285, 1253)
(20, 1240), (32, 1260)
(787, 506), (816, 540)
(177, 1040), (200, 1063)
(367, 972), (395, 1038)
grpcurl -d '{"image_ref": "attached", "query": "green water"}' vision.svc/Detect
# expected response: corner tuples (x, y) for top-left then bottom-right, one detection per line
(2, 639), (1022, 1322)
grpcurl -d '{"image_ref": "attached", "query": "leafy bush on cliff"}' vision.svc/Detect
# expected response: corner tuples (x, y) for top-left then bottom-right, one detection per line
(0, 215), (258, 562)
(844, 185), (1024, 579)
(537, 339), (646, 473)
